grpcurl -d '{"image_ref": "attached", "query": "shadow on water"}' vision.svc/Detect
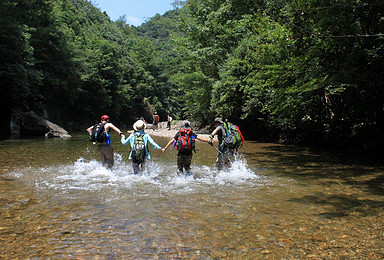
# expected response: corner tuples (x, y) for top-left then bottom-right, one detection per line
(242, 141), (384, 218)
(289, 192), (384, 218)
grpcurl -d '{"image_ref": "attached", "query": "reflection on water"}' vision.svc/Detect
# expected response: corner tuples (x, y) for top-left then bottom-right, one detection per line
(0, 133), (384, 258)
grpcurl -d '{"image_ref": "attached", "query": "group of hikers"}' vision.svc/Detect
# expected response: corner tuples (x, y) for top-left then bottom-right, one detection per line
(87, 114), (244, 175)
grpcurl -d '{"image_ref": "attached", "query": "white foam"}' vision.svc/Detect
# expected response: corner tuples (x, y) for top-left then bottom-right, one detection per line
(7, 153), (263, 198)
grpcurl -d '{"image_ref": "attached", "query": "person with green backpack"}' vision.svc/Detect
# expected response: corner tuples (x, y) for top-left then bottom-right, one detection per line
(121, 119), (162, 174)
(208, 117), (244, 170)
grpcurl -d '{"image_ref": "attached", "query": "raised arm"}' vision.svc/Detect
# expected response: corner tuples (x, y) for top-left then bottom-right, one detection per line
(197, 136), (209, 143)
(87, 125), (93, 134)
(208, 126), (222, 144)
(106, 123), (124, 137)
(147, 134), (161, 150)
(161, 139), (175, 153)
(210, 127), (221, 137)
(121, 133), (134, 145)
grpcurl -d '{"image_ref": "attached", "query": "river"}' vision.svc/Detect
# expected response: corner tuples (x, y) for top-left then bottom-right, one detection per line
(0, 133), (383, 258)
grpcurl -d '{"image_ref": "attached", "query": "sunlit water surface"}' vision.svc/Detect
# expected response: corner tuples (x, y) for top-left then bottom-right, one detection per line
(0, 133), (383, 258)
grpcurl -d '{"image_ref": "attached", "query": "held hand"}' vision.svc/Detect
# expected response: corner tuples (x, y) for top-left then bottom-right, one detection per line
(161, 148), (167, 153)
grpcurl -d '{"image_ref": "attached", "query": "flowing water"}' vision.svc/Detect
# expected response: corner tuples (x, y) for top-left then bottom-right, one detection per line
(0, 133), (383, 259)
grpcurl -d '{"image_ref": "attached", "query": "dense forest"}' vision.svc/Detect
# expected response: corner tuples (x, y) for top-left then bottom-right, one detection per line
(1, 0), (383, 151)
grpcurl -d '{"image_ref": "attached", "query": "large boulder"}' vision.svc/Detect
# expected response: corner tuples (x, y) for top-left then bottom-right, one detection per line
(44, 120), (71, 138)
(10, 111), (71, 138)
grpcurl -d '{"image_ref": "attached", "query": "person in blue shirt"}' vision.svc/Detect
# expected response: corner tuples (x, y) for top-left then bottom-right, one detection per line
(121, 119), (162, 174)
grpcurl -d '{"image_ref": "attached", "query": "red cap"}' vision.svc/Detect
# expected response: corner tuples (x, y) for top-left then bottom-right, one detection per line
(101, 115), (109, 121)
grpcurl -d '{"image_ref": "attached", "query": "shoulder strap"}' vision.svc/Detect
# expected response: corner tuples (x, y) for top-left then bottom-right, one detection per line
(135, 132), (146, 137)
(219, 124), (228, 137)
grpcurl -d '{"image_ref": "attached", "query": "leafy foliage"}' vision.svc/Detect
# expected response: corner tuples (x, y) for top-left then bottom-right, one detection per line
(174, 0), (384, 148)
(1, 0), (383, 150)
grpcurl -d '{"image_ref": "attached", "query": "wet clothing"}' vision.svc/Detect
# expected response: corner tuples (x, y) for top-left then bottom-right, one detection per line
(173, 130), (197, 174)
(212, 124), (234, 170)
(132, 160), (145, 174)
(216, 146), (234, 170)
(97, 144), (114, 168)
(177, 154), (192, 174)
(121, 131), (161, 174)
(88, 121), (122, 169)
(96, 128), (113, 168)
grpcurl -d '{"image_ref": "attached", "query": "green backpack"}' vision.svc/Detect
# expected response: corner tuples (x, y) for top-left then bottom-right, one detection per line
(132, 133), (146, 162)
(223, 122), (242, 148)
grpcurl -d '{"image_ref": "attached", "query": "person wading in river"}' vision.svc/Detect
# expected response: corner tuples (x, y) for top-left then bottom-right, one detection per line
(162, 120), (209, 176)
(87, 115), (124, 168)
(121, 120), (162, 174)
(208, 117), (235, 171)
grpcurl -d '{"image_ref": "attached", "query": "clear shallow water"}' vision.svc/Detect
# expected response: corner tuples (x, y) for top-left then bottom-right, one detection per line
(0, 133), (383, 258)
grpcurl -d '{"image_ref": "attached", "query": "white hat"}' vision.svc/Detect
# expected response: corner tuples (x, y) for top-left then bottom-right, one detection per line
(214, 117), (224, 124)
(133, 120), (146, 131)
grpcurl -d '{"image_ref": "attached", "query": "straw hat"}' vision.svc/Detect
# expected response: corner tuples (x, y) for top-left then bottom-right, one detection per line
(133, 120), (146, 131)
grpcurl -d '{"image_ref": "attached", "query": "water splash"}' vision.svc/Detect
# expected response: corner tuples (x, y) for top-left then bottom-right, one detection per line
(7, 153), (262, 198)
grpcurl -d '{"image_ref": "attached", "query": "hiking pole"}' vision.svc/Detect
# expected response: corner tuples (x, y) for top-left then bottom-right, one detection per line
(210, 143), (222, 154)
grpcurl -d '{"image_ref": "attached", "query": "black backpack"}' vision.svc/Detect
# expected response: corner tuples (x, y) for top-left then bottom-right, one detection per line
(132, 132), (146, 162)
(90, 123), (106, 143)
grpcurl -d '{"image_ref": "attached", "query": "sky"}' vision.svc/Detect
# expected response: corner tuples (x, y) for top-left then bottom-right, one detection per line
(92, 0), (175, 26)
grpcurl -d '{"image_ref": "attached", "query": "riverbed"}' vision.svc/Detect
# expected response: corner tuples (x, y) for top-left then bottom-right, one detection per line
(0, 132), (383, 258)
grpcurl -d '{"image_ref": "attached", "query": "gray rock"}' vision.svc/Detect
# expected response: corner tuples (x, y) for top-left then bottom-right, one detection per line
(11, 110), (71, 138)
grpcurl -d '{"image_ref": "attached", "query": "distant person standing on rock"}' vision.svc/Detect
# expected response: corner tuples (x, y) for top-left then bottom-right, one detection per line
(167, 114), (173, 131)
(87, 115), (124, 168)
(152, 112), (160, 131)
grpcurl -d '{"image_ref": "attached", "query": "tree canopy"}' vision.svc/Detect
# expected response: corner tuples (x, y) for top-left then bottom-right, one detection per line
(1, 0), (383, 151)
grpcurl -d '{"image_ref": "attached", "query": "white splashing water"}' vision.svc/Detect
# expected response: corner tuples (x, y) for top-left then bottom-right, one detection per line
(7, 153), (263, 198)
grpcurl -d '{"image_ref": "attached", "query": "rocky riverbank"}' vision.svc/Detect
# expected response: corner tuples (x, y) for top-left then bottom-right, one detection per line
(125, 120), (211, 139)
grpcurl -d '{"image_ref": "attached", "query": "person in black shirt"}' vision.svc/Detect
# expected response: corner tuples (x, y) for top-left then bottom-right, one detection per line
(162, 120), (208, 175)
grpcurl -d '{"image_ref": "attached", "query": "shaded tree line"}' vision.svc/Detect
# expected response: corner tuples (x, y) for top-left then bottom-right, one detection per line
(1, 0), (383, 152)
(172, 0), (384, 150)
(0, 0), (177, 136)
